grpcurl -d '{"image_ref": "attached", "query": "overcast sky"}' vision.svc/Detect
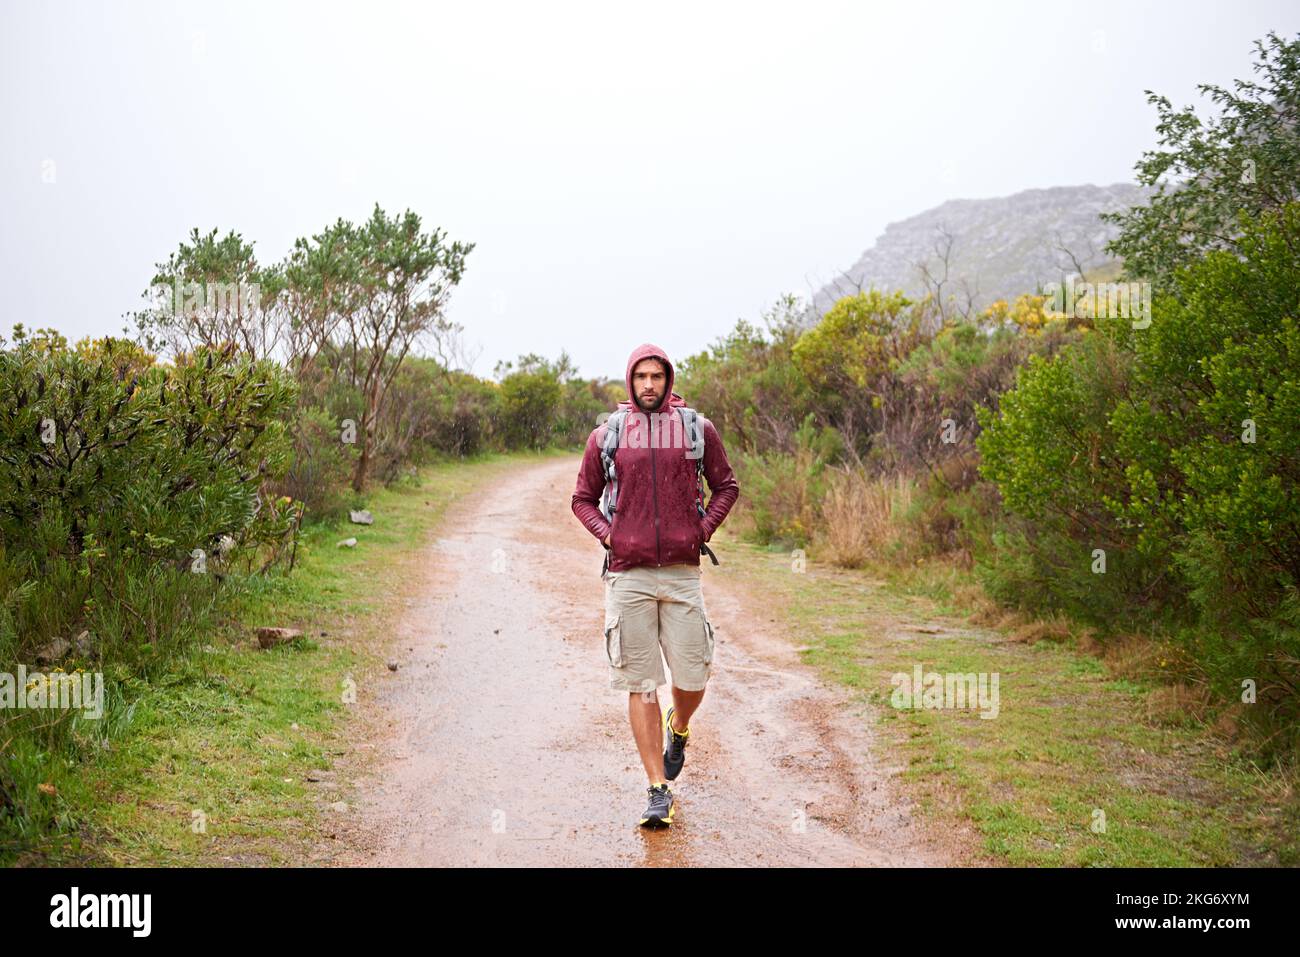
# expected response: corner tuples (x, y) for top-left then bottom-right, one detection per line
(2, 1), (1297, 382)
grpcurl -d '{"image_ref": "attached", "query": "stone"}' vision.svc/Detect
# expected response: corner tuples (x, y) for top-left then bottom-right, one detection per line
(71, 629), (98, 660)
(34, 637), (71, 665)
(256, 627), (303, 649)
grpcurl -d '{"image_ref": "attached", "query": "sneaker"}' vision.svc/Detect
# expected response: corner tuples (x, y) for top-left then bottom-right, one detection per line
(663, 706), (690, 781)
(639, 783), (675, 827)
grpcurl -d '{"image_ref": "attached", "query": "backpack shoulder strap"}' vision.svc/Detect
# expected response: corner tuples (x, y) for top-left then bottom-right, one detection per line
(598, 409), (629, 522)
(676, 407), (716, 562)
(677, 406), (706, 464)
(679, 406), (720, 565)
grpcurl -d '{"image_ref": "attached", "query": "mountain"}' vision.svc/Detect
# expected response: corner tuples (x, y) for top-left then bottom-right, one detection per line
(807, 183), (1155, 320)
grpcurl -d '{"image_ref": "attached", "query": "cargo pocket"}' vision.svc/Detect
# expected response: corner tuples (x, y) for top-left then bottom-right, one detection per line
(703, 618), (715, 665)
(604, 614), (624, 668)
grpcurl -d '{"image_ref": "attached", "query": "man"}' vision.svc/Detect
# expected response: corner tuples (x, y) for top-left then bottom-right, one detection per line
(571, 342), (740, 828)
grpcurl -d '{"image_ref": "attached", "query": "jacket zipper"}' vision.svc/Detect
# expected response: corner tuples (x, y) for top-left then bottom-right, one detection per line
(650, 413), (661, 565)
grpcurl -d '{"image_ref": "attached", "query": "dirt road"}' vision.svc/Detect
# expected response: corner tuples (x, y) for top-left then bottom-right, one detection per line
(317, 456), (965, 866)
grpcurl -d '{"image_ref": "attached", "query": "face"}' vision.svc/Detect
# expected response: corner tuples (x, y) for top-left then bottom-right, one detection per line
(631, 357), (667, 411)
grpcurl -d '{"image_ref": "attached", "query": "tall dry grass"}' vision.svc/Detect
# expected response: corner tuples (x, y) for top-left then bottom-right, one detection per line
(816, 466), (919, 567)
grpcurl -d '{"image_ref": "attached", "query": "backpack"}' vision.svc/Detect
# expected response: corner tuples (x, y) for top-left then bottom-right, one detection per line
(598, 405), (719, 576)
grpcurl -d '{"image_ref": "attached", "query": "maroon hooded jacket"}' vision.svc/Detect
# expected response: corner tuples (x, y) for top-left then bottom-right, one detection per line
(571, 343), (740, 572)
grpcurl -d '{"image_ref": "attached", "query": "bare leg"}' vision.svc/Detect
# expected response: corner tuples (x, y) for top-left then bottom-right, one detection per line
(629, 689), (666, 786)
(668, 685), (705, 733)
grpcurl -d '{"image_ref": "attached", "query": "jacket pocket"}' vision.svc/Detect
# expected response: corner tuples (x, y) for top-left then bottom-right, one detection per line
(604, 614), (624, 668)
(607, 513), (625, 564)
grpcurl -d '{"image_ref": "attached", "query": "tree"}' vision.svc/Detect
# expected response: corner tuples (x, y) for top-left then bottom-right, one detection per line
(675, 294), (818, 456)
(139, 227), (286, 360)
(1102, 31), (1300, 291)
(914, 225), (979, 323)
(280, 218), (356, 390)
(495, 354), (564, 450)
(336, 205), (474, 491)
(977, 203), (1300, 733)
(792, 289), (938, 465)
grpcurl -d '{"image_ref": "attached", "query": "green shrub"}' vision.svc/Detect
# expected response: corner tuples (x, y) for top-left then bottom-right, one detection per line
(0, 334), (297, 660)
(735, 416), (831, 547)
(267, 406), (356, 523)
(977, 204), (1300, 753)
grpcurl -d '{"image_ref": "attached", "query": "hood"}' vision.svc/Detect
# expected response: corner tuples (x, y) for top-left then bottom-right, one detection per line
(620, 342), (683, 413)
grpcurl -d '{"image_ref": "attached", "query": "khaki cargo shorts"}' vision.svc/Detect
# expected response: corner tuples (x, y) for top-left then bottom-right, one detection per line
(602, 563), (716, 693)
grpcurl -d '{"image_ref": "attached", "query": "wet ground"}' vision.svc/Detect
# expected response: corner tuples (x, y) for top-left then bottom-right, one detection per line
(316, 456), (966, 866)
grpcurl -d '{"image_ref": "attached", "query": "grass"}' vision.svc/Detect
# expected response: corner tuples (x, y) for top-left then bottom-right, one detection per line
(710, 528), (1299, 867)
(7, 449), (566, 866)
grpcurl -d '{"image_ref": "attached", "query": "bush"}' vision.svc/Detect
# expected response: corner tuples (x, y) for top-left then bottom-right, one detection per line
(269, 405), (356, 521)
(495, 359), (563, 450)
(676, 295), (820, 457)
(0, 334), (297, 662)
(734, 416), (833, 547)
(0, 333), (299, 859)
(977, 204), (1300, 755)
(974, 324), (1159, 625)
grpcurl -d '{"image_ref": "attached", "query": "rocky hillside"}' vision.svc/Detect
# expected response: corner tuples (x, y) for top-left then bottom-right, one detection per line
(808, 183), (1154, 319)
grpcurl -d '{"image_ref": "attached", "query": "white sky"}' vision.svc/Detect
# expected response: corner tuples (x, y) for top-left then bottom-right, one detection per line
(2, 0), (1297, 382)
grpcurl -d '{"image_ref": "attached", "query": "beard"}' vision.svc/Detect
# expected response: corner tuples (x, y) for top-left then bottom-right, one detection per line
(635, 391), (664, 411)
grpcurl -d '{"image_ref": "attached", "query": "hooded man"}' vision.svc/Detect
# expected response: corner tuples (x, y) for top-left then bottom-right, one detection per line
(571, 342), (740, 827)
